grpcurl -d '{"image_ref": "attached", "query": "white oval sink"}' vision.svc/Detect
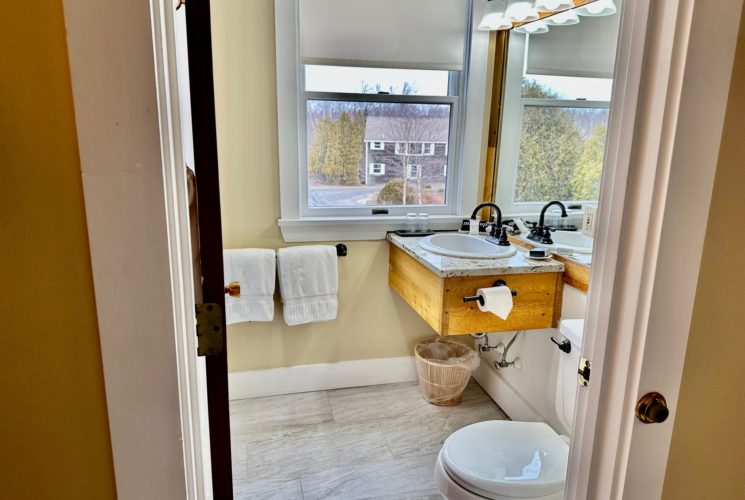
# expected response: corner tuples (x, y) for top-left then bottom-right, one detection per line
(419, 234), (517, 259)
(521, 231), (593, 254)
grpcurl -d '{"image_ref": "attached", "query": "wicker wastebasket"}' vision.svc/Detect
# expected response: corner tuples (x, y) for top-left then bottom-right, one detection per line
(414, 337), (480, 406)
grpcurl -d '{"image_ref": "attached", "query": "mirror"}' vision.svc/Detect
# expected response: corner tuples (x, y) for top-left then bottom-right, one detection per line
(493, 2), (621, 222)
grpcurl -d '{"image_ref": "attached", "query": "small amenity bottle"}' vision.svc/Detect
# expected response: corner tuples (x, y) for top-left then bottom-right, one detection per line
(469, 216), (480, 235)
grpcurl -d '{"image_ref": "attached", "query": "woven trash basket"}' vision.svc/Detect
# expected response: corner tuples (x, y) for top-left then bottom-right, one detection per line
(415, 337), (480, 406)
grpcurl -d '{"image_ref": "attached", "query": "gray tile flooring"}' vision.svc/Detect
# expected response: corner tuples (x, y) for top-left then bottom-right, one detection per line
(230, 380), (508, 499)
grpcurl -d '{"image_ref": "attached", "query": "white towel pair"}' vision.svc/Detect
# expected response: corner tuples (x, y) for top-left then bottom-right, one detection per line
(222, 246), (338, 326)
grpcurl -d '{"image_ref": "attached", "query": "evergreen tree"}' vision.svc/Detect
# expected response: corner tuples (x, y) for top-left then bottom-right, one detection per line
(516, 80), (583, 202)
(309, 115), (332, 175)
(572, 124), (607, 200)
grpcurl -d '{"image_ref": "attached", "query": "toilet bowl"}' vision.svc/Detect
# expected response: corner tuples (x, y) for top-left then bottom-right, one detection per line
(435, 320), (584, 499)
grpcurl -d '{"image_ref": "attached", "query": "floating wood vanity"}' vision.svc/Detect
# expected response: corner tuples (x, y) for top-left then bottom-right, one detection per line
(508, 235), (591, 292)
(388, 234), (565, 336)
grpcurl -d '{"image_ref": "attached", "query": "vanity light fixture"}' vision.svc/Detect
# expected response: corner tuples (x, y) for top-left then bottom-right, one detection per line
(478, 0), (512, 31)
(575, 0), (617, 17)
(505, 0), (539, 22)
(544, 9), (580, 26)
(513, 19), (550, 34)
(533, 0), (574, 12)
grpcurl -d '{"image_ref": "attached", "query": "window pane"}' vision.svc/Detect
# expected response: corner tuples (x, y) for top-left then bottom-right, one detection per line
(515, 105), (609, 203)
(306, 100), (451, 208)
(522, 75), (613, 101)
(304, 65), (451, 96)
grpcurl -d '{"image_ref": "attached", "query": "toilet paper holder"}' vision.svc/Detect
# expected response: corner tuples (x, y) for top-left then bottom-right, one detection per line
(463, 279), (517, 305)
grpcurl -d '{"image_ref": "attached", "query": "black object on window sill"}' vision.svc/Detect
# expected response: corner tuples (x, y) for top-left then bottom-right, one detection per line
(393, 230), (435, 237)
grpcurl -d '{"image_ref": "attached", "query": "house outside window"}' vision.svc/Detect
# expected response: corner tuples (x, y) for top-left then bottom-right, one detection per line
(423, 143), (435, 155)
(406, 164), (420, 178)
(370, 141), (385, 150)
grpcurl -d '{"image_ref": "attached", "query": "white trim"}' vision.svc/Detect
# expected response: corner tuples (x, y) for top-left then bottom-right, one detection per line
(229, 357), (419, 400)
(152, 2), (210, 497)
(62, 0), (196, 498)
(278, 215), (463, 242)
(567, 0), (743, 498)
(369, 162), (386, 175)
(370, 140), (385, 150)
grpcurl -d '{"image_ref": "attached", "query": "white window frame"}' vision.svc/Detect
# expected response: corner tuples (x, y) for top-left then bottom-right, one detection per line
(369, 163), (386, 175)
(495, 32), (612, 216)
(406, 164), (420, 178)
(422, 142), (435, 155)
(275, 0), (490, 242)
(370, 141), (385, 150)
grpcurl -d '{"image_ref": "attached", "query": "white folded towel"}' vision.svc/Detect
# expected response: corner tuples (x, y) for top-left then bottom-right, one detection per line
(223, 248), (276, 324)
(277, 245), (338, 326)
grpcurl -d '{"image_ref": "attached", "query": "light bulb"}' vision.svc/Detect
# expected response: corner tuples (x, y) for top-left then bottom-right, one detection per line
(533, 0), (574, 12)
(576, 0), (617, 17)
(478, 0), (513, 30)
(505, 0), (539, 22)
(513, 20), (549, 34)
(544, 9), (580, 25)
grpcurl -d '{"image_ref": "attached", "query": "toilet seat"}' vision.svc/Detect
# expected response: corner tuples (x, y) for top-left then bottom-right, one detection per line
(438, 420), (568, 499)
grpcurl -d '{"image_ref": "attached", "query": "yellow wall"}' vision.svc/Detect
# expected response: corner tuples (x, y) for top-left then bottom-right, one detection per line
(0, 2), (117, 498)
(212, 0), (442, 372)
(662, 7), (745, 500)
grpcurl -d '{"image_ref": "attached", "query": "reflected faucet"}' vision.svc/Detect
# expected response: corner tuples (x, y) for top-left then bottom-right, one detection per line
(470, 203), (502, 236)
(528, 201), (568, 245)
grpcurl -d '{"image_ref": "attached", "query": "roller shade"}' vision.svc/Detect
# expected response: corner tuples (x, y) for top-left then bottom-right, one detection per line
(526, 12), (620, 78)
(299, 0), (469, 70)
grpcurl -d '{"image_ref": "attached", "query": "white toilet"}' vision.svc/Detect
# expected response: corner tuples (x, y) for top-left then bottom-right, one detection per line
(434, 320), (584, 500)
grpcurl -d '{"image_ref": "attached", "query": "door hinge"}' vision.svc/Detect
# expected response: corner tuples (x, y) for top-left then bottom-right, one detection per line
(578, 357), (591, 387)
(195, 303), (224, 357)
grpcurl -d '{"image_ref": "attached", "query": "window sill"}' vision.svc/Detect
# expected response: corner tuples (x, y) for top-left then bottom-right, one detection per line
(278, 215), (464, 242)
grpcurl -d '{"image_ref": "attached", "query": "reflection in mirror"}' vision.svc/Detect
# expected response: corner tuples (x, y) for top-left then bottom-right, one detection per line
(495, 3), (621, 215)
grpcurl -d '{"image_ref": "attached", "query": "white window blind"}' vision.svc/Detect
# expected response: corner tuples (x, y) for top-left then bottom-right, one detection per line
(299, 0), (469, 70)
(526, 12), (620, 78)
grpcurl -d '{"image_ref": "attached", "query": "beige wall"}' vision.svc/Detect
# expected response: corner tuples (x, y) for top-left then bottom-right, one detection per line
(662, 7), (745, 500)
(0, 1), (116, 498)
(212, 0), (441, 372)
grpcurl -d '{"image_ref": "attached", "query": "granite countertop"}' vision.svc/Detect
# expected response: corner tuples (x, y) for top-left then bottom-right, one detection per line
(387, 233), (565, 278)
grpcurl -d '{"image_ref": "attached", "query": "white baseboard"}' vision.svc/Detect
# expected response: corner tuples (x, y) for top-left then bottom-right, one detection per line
(229, 356), (419, 400)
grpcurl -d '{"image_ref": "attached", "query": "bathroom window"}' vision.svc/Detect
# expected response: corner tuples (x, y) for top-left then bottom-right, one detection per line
(276, 0), (489, 241)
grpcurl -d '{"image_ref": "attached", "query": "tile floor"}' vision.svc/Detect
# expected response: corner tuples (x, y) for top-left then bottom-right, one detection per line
(230, 380), (508, 499)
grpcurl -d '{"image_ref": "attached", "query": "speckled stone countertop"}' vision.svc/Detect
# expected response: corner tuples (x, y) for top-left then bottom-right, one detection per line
(387, 233), (565, 278)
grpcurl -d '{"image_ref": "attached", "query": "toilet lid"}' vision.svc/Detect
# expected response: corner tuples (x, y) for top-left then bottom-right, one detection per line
(441, 421), (568, 499)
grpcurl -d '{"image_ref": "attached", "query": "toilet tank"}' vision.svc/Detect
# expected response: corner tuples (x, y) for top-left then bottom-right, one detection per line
(555, 319), (584, 433)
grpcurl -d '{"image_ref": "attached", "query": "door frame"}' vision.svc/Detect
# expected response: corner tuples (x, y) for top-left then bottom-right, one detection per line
(66, 0), (743, 498)
(568, 1), (743, 498)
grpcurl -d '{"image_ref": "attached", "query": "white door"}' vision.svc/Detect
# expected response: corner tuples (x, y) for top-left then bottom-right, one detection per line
(566, 1), (743, 499)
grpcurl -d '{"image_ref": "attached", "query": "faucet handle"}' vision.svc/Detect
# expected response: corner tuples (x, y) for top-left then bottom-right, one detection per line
(486, 222), (500, 238)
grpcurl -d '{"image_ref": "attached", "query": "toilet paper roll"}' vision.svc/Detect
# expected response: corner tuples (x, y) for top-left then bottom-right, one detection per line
(477, 286), (513, 320)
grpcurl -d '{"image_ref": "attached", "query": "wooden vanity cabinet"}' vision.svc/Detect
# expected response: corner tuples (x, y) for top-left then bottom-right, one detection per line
(388, 245), (564, 336)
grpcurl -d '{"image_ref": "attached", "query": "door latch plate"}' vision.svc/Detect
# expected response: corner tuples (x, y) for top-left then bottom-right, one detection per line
(578, 357), (591, 387)
(195, 303), (224, 356)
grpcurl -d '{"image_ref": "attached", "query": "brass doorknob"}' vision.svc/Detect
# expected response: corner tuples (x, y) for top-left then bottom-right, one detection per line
(636, 392), (669, 424)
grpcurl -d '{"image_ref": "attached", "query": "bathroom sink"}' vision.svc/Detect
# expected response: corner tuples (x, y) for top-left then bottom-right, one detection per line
(521, 231), (593, 254)
(419, 234), (517, 259)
